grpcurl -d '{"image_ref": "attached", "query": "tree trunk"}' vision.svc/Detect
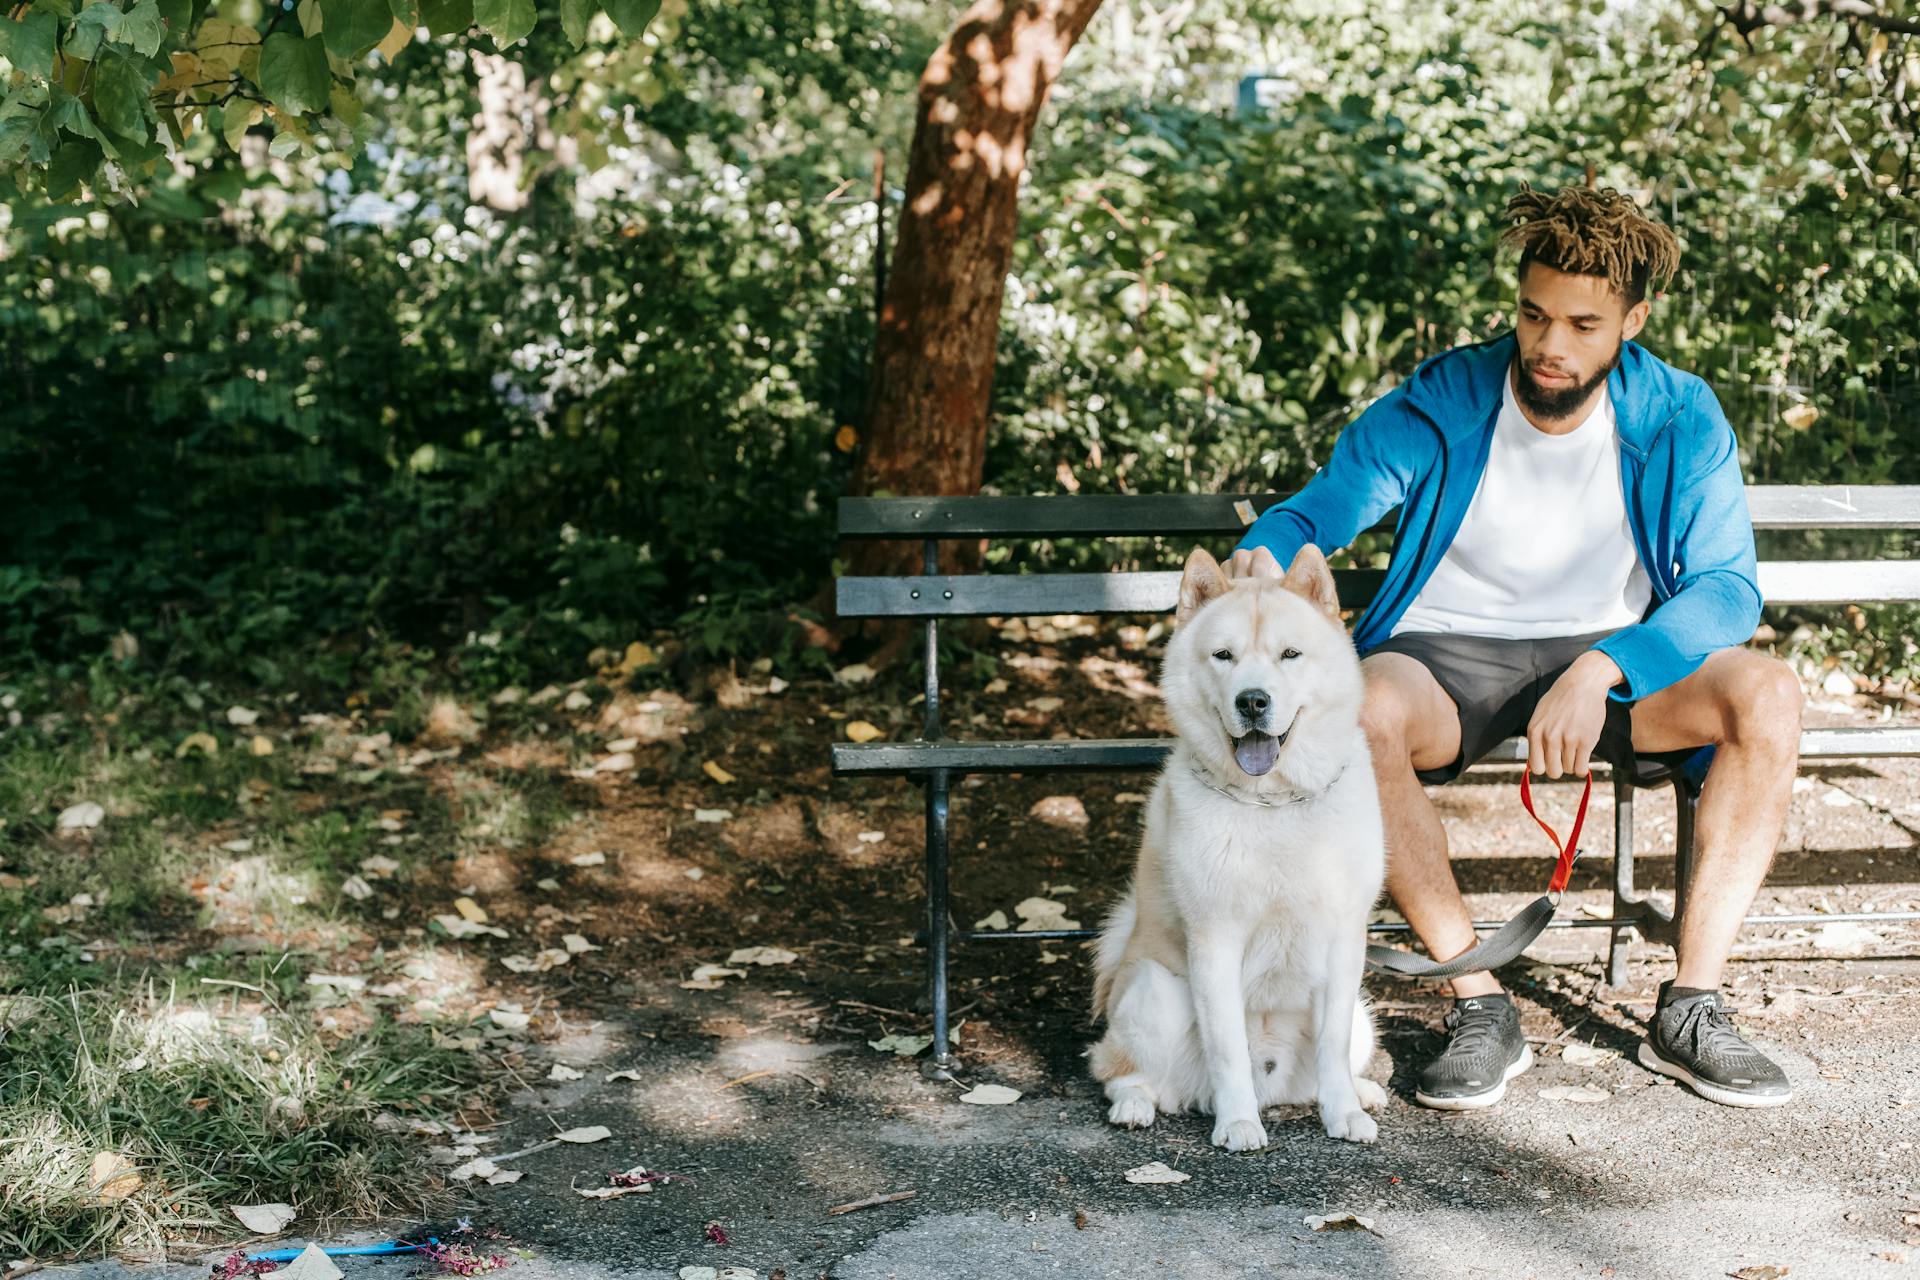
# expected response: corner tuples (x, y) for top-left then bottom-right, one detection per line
(845, 0), (1107, 586)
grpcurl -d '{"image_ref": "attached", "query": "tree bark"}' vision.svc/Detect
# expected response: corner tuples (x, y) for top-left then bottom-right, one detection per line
(845, 0), (1107, 584)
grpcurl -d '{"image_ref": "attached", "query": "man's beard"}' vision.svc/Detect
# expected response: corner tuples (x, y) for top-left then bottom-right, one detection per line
(1514, 344), (1621, 421)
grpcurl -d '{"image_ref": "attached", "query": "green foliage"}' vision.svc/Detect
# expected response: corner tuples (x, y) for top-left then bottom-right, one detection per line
(0, 0), (676, 202)
(0, 0), (1915, 685)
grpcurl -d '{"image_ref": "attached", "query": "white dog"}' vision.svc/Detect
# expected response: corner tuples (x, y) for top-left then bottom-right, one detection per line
(1089, 543), (1388, 1148)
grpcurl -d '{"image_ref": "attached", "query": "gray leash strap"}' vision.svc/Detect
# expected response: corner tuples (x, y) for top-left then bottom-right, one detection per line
(1364, 893), (1559, 979)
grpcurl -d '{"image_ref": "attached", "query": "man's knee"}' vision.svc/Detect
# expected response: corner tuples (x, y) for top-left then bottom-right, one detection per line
(1358, 679), (1412, 756)
(1725, 655), (1804, 748)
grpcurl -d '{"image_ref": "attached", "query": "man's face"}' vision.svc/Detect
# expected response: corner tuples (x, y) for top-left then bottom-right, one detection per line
(1512, 261), (1651, 422)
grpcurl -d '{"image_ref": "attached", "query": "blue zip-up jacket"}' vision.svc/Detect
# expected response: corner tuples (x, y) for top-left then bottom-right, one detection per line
(1236, 332), (1760, 706)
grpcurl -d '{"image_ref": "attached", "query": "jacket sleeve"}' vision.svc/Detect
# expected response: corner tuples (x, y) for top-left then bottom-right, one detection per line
(1234, 386), (1419, 567)
(1592, 389), (1762, 703)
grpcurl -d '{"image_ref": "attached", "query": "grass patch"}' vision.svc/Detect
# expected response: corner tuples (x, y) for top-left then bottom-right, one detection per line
(0, 979), (483, 1260)
(0, 670), (546, 1262)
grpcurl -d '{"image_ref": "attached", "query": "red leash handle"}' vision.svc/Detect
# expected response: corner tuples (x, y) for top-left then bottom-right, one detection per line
(1519, 770), (1590, 897)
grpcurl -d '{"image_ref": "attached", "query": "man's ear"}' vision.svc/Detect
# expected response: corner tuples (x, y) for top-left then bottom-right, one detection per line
(1281, 544), (1340, 618)
(1622, 298), (1650, 344)
(1176, 546), (1231, 627)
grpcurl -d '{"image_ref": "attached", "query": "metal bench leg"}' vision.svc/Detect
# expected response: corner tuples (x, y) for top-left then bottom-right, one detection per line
(923, 765), (957, 1079)
(1608, 778), (1635, 987)
(1673, 777), (1700, 930)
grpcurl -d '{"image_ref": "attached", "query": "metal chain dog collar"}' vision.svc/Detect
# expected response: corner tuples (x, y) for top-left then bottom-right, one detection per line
(1185, 759), (1351, 808)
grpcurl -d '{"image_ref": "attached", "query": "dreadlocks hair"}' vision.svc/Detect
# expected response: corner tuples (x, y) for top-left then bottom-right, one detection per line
(1499, 183), (1682, 307)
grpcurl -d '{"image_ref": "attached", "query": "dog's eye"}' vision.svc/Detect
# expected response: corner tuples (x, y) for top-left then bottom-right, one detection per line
(1211, 649), (1233, 662)
(1281, 648), (1301, 661)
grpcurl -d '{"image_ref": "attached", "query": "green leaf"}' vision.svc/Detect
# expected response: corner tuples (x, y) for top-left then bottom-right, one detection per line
(108, 0), (164, 56)
(65, 2), (120, 59)
(418, 0), (470, 36)
(603, 0), (659, 39)
(387, 0), (420, 25)
(91, 55), (150, 140)
(322, 0), (390, 59)
(257, 31), (330, 115)
(2, 11), (59, 79)
(557, 0), (591, 48)
(472, 0), (532, 46)
(44, 134), (103, 198)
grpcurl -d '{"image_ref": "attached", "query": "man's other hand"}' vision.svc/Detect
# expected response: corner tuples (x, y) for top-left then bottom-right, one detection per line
(1527, 650), (1624, 778)
(1225, 546), (1286, 580)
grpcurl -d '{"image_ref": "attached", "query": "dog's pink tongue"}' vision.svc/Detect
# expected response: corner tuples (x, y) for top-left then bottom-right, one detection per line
(1233, 731), (1279, 777)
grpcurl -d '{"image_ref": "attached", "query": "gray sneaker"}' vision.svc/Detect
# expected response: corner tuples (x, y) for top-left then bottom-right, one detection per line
(1414, 994), (1533, 1111)
(1637, 982), (1793, 1108)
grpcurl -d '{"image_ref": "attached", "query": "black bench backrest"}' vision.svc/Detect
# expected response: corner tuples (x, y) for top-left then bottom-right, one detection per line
(836, 486), (1920, 620)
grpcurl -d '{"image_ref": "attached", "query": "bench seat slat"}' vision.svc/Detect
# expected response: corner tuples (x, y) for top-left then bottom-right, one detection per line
(837, 560), (1920, 618)
(831, 726), (1920, 776)
(837, 487), (1920, 538)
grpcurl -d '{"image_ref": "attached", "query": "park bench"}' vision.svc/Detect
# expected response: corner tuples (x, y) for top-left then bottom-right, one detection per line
(831, 486), (1920, 1074)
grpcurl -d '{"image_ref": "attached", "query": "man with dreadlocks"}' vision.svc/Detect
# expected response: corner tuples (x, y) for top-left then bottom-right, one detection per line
(1231, 183), (1799, 1111)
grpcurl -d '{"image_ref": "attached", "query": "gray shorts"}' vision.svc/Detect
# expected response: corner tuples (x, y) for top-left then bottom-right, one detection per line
(1364, 629), (1695, 786)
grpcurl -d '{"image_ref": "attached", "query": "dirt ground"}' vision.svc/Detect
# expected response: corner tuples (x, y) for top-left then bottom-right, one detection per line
(53, 617), (1920, 1280)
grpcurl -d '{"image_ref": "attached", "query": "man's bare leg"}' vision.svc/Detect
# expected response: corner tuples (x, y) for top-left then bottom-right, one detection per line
(1359, 654), (1502, 999)
(1628, 648), (1803, 989)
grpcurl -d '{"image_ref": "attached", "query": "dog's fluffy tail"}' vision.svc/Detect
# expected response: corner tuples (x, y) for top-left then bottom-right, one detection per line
(1089, 888), (1137, 1022)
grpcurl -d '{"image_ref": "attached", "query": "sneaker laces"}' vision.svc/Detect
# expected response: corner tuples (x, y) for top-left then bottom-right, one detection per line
(1440, 999), (1508, 1060)
(1666, 997), (1755, 1061)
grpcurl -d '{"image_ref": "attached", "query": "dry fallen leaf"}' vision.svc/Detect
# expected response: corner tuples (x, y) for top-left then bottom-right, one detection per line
(973, 910), (1010, 931)
(562, 933), (599, 953)
(577, 1184), (651, 1200)
(249, 735), (275, 757)
(1561, 1043), (1613, 1068)
(703, 760), (737, 784)
(276, 1243), (345, 1280)
(868, 1033), (933, 1058)
(556, 1126), (612, 1144)
(339, 875), (374, 901)
(454, 897), (489, 924)
(1305, 1213), (1379, 1235)
(959, 1084), (1021, 1106)
(488, 1009), (531, 1031)
(436, 914), (508, 940)
(727, 946), (798, 967)
(606, 1069), (644, 1082)
(1539, 1085), (1611, 1103)
(449, 1157), (500, 1182)
(226, 705), (261, 726)
(1123, 1161), (1189, 1185)
(175, 732), (219, 758)
(679, 964), (747, 990)
(90, 1152), (141, 1202)
(360, 854), (401, 878)
(571, 850), (607, 867)
(693, 808), (733, 823)
(547, 1064), (584, 1082)
(230, 1202), (296, 1235)
(1727, 1267), (1790, 1280)
(56, 802), (105, 830)
(844, 720), (885, 743)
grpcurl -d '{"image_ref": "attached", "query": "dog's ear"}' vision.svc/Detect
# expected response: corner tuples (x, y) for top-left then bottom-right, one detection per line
(1281, 544), (1340, 618)
(1176, 546), (1231, 627)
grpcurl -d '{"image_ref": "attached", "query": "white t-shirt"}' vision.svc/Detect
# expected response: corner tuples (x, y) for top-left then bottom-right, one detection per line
(1390, 369), (1652, 640)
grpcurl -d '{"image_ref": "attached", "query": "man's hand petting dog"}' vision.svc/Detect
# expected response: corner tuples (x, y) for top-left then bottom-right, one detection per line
(1224, 546), (1286, 580)
(1527, 649), (1624, 778)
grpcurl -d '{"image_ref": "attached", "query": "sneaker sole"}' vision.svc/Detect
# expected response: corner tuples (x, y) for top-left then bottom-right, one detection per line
(1414, 1043), (1533, 1112)
(1636, 1040), (1792, 1109)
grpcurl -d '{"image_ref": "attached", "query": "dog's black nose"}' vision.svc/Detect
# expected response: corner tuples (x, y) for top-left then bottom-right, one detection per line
(1235, 688), (1270, 722)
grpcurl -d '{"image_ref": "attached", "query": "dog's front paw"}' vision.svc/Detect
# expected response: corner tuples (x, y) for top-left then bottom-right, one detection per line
(1107, 1092), (1156, 1129)
(1321, 1106), (1377, 1144)
(1211, 1117), (1268, 1152)
(1355, 1078), (1388, 1112)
